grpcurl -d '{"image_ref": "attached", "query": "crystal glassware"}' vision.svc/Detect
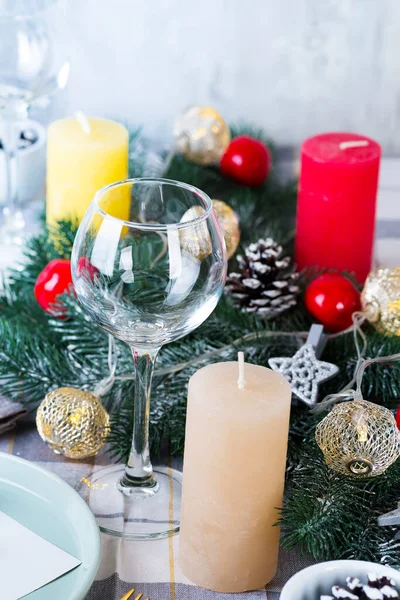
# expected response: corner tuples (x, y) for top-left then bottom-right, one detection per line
(71, 178), (227, 539)
(0, 0), (70, 243)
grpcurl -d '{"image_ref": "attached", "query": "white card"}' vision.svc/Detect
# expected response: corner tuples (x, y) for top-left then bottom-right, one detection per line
(0, 511), (81, 600)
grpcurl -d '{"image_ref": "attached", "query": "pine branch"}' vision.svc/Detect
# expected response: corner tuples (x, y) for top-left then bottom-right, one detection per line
(0, 318), (79, 403)
(280, 449), (400, 565)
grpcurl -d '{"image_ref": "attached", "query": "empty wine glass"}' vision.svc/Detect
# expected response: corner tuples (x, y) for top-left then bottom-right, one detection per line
(0, 0), (70, 243)
(71, 178), (227, 539)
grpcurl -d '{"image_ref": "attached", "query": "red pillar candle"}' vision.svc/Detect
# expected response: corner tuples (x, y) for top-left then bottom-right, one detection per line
(295, 132), (381, 283)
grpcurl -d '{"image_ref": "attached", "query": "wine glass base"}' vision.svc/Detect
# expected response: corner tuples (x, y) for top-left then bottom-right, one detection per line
(76, 464), (182, 540)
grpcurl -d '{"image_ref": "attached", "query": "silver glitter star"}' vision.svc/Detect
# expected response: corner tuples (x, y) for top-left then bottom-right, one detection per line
(268, 344), (339, 407)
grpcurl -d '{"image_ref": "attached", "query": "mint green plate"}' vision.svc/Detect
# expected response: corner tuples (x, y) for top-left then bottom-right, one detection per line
(0, 452), (101, 600)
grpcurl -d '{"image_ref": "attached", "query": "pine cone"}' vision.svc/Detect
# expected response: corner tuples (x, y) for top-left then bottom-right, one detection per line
(225, 238), (300, 318)
(321, 573), (399, 599)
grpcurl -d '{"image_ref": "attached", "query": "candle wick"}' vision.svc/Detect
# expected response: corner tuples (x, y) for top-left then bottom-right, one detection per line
(237, 351), (246, 390)
(339, 140), (369, 150)
(75, 110), (92, 135)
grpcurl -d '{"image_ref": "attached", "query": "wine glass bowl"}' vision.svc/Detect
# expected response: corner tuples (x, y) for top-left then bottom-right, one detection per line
(71, 178), (227, 539)
(0, 0), (70, 242)
(0, 0), (70, 118)
(73, 179), (226, 347)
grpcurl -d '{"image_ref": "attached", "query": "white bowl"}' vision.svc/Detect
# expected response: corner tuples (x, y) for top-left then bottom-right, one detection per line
(280, 560), (400, 600)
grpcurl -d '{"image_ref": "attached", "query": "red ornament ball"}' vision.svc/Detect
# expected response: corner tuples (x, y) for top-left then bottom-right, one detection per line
(396, 406), (400, 430)
(220, 135), (271, 187)
(304, 273), (361, 333)
(34, 258), (73, 315)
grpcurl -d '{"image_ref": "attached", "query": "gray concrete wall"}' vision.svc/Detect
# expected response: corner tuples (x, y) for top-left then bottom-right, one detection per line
(67, 0), (400, 152)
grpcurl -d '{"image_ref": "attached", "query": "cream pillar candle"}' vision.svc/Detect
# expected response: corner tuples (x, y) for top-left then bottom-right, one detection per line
(179, 356), (292, 593)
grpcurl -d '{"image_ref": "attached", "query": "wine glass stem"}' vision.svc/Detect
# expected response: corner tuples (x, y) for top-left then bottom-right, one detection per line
(1, 119), (24, 237)
(120, 346), (159, 489)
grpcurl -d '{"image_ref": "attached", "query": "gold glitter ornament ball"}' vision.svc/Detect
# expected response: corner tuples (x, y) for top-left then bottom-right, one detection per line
(179, 205), (212, 261)
(361, 266), (400, 336)
(36, 387), (110, 459)
(173, 106), (231, 165)
(180, 199), (240, 261)
(212, 200), (240, 259)
(315, 399), (400, 477)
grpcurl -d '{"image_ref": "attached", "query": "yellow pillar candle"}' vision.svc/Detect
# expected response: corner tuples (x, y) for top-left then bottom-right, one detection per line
(179, 354), (292, 593)
(46, 116), (129, 226)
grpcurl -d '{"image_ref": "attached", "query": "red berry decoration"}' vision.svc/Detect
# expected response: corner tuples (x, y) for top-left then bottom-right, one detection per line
(220, 135), (271, 187)
(34, 258), (73, 316)
(396, 406), (400, 430)
(77, 256), (98, 281)
(305, 273), (361, 333)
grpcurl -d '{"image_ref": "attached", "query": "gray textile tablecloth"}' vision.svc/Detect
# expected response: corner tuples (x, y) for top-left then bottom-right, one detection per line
(0, 423), (313, 600)
(0, 397), (27, 434)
